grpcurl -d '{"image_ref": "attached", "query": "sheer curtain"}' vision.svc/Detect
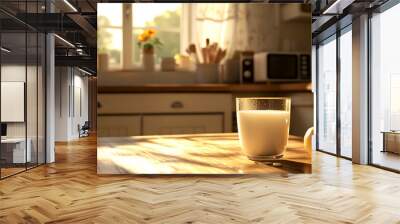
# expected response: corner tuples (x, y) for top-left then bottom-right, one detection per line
(193, 3), (239, 58)
(192, 4), (282, 59)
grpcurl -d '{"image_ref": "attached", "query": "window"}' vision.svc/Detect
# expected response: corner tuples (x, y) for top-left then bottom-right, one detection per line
(97, 4), (123, 69)
(132, 3), (182, 65)
(317, 36), (337, 154)
(97, 3), (183, 69)
(316, 25), (353, 159)
(0, 2), (46, 179)
(370, 2), (400, 171)
(339, 27), (352, 158)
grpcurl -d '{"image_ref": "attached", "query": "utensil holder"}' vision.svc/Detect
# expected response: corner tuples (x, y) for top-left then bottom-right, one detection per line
(196, 64), (220, 83)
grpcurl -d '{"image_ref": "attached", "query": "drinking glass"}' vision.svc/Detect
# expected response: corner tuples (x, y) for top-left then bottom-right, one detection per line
(236, 97), (291, 160)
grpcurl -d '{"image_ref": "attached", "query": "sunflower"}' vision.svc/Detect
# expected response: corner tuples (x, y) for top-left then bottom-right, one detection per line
(138, 33), (150, 42)
(137, 28), (162, 49)
(144, 28), (156, 38)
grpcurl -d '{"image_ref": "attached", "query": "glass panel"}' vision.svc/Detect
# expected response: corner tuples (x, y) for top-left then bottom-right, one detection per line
(27, 30), (38, 168)
(371, 3), (400, 171)
(156, 31), (180, 62)
(0, 0), (46, 179)
(1, 30), (28, 177)
(98, 28), (122, 69)
(38, 33), (46, 165)
(132, 3), (181, 28)
(98, 4), (123, 69)
(133, 29), (144, 65)
(339, 29), (352, 158)
(133, 30), (180, 65)
(317, 36), (337, 154)
(98, 3), (122, 27)
(132, 3), (181, 65)
(26, 0), (40, 169)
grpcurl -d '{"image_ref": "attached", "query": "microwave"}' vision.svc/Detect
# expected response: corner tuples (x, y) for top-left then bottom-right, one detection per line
(254, 52), (311, 82)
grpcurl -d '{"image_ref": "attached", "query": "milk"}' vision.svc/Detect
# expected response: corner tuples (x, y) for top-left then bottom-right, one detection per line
(237, 110), (290, 158)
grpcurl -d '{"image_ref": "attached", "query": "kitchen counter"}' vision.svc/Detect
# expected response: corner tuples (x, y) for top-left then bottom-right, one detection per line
(98, 83), (312, 93)
(97, 84), (314, 136)
(97, 133), (311, 175)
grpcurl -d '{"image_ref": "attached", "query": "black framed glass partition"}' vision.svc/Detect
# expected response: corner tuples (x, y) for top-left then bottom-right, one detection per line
(339, 26), (352, 159)
(370, 1), (400, 171)
(0, 0), (46, 179)
(0, 29), (28, 177)
(315, 0), (400, 170)
(317, 34), (337, 155)
(316, 24), (353, 159)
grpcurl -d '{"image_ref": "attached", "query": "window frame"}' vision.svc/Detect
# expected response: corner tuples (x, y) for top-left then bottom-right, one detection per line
(98, 3), (189, 70)
(315, 20), (353, 160)
(338, 25), (353, 159)
(314, 0), (400, 172)
(97, 4), (124, 69)
(316, 33), (338, 156)
(368, 0), (400, 173)
(0, 1), (47, 180)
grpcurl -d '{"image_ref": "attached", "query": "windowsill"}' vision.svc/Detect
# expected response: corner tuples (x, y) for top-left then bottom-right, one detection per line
(98, 67), (198, 85)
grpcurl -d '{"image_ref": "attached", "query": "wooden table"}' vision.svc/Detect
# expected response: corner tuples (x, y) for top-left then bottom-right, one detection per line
(97, 133), (311, 175)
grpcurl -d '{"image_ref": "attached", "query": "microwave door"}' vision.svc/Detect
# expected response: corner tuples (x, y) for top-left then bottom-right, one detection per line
(267, 54), (298, 81)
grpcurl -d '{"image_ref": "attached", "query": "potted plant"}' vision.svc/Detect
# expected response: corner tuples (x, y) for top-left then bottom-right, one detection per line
(137, 28), (162, 71)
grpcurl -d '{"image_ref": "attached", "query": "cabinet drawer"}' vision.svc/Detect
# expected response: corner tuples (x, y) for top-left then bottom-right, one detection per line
(143, 114), (223, 135)
(98, 115), (141, 137)
(98, 93), (231, 114)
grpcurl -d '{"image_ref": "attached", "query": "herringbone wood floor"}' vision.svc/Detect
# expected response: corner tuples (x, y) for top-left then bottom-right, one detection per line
(1, 135), (400, 224)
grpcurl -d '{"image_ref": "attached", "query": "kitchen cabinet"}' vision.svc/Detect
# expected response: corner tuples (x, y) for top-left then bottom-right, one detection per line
(142, 114), (224, 135)
(97, 84), (313, 137)
(98, 93), (232, 136)
(98, 115), (141, 137)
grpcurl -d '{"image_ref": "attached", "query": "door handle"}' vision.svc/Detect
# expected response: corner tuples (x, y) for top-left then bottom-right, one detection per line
(171, 101), (183, 109)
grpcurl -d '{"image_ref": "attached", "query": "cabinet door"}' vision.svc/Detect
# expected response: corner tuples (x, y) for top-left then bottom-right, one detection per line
(98, 115), (141, 137)
(98, 93), (231, 113)
(98, 93), (232, 132)
(143, 114), (223, 135)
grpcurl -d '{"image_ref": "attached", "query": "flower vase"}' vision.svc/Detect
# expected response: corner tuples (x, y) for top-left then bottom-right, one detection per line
(142, 47), (155, 71)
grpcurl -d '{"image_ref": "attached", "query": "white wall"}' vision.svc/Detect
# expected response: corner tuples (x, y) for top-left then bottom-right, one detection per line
(55, 67), (89, 141)
(75, 73), (89, 123)
(71, 73), (89, 138)
(1, 65), (34, 138)
(237, 4), (311, 53)
(55, 66), (69, 141)
(1, 63), (46, 164)
(1, 65), (26, 140)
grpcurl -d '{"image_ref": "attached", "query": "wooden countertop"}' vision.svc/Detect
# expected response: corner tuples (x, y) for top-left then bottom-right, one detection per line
(97, 133), (311, 175)
(98, 83), (312, 93)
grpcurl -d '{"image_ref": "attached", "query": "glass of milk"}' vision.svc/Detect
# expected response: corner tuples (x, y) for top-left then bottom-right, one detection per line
(236, 97), (291, 160)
